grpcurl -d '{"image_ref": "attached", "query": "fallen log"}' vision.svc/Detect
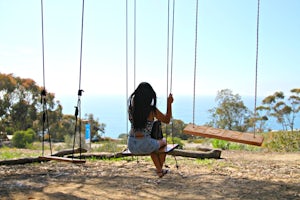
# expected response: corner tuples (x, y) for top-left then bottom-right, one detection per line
(0, 148), (87, 165)
(0, 148), (221, 165)
(169, 149), (221, 159)
(74, 149), (222, 160)
(73, 152), (123, 159)
(0, 157), (41, 165)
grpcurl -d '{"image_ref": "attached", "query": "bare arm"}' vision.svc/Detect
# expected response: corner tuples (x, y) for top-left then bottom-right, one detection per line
(155, 93), (173, 124)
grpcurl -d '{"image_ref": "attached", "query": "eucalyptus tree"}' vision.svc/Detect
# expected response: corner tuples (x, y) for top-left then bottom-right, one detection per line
(261, 89), (300, 132)
(0, 73), (57, 134)
(208, 89), (251, 132)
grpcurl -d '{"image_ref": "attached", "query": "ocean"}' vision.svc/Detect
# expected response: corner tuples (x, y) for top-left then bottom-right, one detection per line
(59, 95), (300, 139)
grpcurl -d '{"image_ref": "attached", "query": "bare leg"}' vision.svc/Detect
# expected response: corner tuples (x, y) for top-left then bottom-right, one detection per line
(150, 139), (168, 177)
(150, 151), (167, 178)
(159, 152), (166, 166)
(150, 152), (162, 172)
(158, 138), (167, 167)
(150, 152), (167, 178)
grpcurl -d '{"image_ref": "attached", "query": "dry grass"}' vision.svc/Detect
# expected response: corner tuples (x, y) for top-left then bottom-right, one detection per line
(0, 150), (299, 200)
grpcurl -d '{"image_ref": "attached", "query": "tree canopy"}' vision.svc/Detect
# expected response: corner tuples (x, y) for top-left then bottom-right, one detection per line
(208, 89), (251, 132)
(0, 73), (105, 142)
(207, 88), (300, 133)
(260, 89), (300, 132)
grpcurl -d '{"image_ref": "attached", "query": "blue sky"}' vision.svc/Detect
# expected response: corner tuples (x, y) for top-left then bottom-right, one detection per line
(1, 0), (299, 101)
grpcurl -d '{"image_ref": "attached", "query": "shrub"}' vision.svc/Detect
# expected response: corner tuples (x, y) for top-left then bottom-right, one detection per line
(211, 131), (300, 152)
(12, 129), (36, 148)
(212, 138), (262, 151)
(5, 127), (14, 135)
(264, 131), (300, 152)
(212, 139), (230, 150)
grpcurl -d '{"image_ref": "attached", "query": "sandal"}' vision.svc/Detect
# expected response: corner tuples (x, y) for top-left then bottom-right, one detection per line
(157, 169), (169, 178)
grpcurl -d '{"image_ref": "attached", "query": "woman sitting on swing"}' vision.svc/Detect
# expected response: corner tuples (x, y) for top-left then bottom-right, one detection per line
(128, 82), (173, 178)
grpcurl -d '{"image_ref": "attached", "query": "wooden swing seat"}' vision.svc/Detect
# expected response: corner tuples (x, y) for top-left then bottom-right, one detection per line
(183, 124), (264, 146)
(122, 144), (179, 156)
(39, 156), (86, 163)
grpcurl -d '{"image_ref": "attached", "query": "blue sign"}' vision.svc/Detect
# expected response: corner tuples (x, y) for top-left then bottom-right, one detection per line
(85, 124), (91, 143)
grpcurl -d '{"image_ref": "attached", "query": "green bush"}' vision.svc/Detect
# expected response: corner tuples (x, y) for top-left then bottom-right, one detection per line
(212, 138), (262, 151)
(264, 131), (300, 152)
(5, 127), (14, 135)
(12, 129), (36, 148)
(211, 131), (300, 152)
(212, 139), (230, 150)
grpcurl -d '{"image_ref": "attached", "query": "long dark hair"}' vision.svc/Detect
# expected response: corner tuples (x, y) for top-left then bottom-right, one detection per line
(129, 82), (157, 129)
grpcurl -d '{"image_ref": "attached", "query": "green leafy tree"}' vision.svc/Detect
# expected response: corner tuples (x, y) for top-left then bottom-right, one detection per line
(208, 89), (251, 132)
(0, 73), (48, 132)
(163, 119), (188, 140)
(10, 99), (37, 131)
(85, 113), (106, 138)
(43, 100), (64, 140)
(58, 114), (76, 138)
(0, 73), (18, 132)
(253, 105), (269, 132)
(0, 73), (65, 140)
(288, 88), (300, 131)
(0, 73), (108, 143)
(261, 89), (300, 132)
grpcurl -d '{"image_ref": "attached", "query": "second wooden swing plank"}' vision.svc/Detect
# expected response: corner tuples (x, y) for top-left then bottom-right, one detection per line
(183, 124), (264, 146)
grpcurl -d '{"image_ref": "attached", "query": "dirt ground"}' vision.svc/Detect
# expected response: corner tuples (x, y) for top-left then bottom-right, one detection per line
(0, 151), (299, 200)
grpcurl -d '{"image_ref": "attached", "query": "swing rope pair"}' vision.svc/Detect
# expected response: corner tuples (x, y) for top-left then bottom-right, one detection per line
(185, 0), (263, 146)
(39, 0), (86, 161)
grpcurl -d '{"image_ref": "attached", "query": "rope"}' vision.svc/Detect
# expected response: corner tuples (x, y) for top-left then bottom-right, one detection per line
(253, 0), (260, 137)
(165, 0), (171, 144)
(40, 0), (45, 156)
(165, 0), (175, 144)
(78, 0), (85, 91)
(192, 0), (199, 126)
(72, 0), (85, 159)
(166, 0), (178, 169)
(169, 0), (175, 94)
(41, 0), (45, 89)
(125, 0), (129, 144)
(166, 0), (170, 96)
(133, 0), (139, 163)
(134, 0), (137, 89)
(40, 0), (53, 156)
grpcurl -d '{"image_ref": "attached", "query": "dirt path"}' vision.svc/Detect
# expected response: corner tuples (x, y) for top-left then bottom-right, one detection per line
(0, 151), (299, 200)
